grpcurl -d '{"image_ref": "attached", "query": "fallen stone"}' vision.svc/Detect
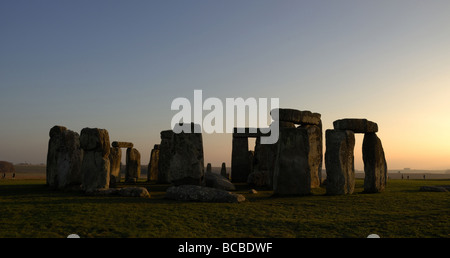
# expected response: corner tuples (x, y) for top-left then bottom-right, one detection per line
(205, 172), (236, 191)
(419, 185), (450, 192)
(166, 185), (246, 203)
(270, 108), (321, 125)
(90, 187), (150, 197)
(112, 141), (134, 148)
(333, 119), (378, 133)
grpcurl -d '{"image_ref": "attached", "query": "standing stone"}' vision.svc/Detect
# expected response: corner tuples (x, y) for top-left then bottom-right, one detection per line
(168, 123), (204, 186)
(206, 163), (212, 174)
(325, 130), (355, 195)
(363, 133), (387, 193)
(220, 162), (227, 179)
(126, 148), (141, 183)
(301, 124), (323, 188)
(231, 137), (250, 183)
(46, 126), (83, 190)
(158, 130), (174, 183)
(273, 127), (311, 195)
(80, 128), (110, 193)
(109, 147), (122, 186)
(147, 144), (160, 182)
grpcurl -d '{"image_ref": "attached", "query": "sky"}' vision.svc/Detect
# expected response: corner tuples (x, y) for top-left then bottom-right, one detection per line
(1, 0), (449, 170)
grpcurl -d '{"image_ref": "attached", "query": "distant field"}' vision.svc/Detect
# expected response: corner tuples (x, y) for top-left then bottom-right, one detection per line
(0, 178), (448, 238)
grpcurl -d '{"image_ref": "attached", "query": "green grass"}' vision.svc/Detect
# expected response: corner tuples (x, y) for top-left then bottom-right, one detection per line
(0, 179), (448, 238)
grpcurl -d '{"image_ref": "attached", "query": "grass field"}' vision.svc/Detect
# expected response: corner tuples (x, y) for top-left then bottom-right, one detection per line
(0, 178), (448, 238)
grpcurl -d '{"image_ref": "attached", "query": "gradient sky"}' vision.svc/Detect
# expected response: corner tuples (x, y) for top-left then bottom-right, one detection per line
(1, 0), (449, 170)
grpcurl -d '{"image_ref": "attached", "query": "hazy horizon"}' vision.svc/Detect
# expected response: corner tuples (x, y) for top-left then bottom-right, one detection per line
(1, 1), (450, 170)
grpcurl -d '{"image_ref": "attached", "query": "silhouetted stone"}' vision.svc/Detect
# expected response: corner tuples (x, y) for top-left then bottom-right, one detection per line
(333, 119), (378, 133)
(325, 130), (355, 195)
(125, 148), (141, 183)
(147, 144), (159, 182)
(363, 133), (387, 193)
(231, 137), (250, 183)
(273, 127), (311, 195)
(220, 162), (227, 178)
(158, 130), (174, 183)
(252, 137), (277, 189)
(112, 141), (134, 148)
(166, 185), (245, 203)
(80, 128), (110, 193)
(419, 185), (450, 192)
(271, 108), (321, 125)
(46, 125), (83, 190)
(247, 171), (267, 187)
(206, 163), (212, 174)
(168, 123), (204, 186)
(109, 147), (121, 186)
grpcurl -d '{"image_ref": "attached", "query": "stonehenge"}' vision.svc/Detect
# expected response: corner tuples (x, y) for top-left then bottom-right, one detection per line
(45, 108), (387, 201)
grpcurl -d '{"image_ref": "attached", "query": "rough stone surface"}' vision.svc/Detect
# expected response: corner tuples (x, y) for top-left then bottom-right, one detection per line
(158, 130), (174, 183)
(80, 128), (110, 193)
(252, 137), (277, 189)
(166, 185), (245, 203)
(112, 141), (134, 148)
(125, 148), (141, 183)
(247, 171), (267, 187)
(273, 127), (311, 195)
(231, 137), (250, 183)
(168, 123), (204, 186)
(271, 108), (321, 125)
(46, 125), (83, 190)
(325, 129), (355, 195)
(205, 172), (236, 191)
(109, 147), (121, 186)
(147, 144), (159, 182)
(333, 119), (378, 133)
(302, 124), (323, 188)
(363, 133), (387, 193)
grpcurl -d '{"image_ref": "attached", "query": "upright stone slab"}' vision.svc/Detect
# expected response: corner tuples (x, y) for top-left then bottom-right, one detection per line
(273, 127), (311, 196)
(220, 162), (228, 178)
(80, 128), (111, 193)
(147, 144), (160, 182)
(126, 148), (141, 183)
(231, 137), (250, 183)
(109, 147), (122, 186)
(206, 163), (212, 174)
(363, 133), (387, 193)
(251, 137), (277, 188)
(46, 125), (83, 190)
(168, 123), (204, 186)
(301, 124), (323, 188)
(158, 130), (174, 183)
(325, 130), (355, 195)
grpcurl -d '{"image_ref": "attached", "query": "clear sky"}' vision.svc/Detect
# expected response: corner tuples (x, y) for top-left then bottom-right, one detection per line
(1, 0), (449, 170)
